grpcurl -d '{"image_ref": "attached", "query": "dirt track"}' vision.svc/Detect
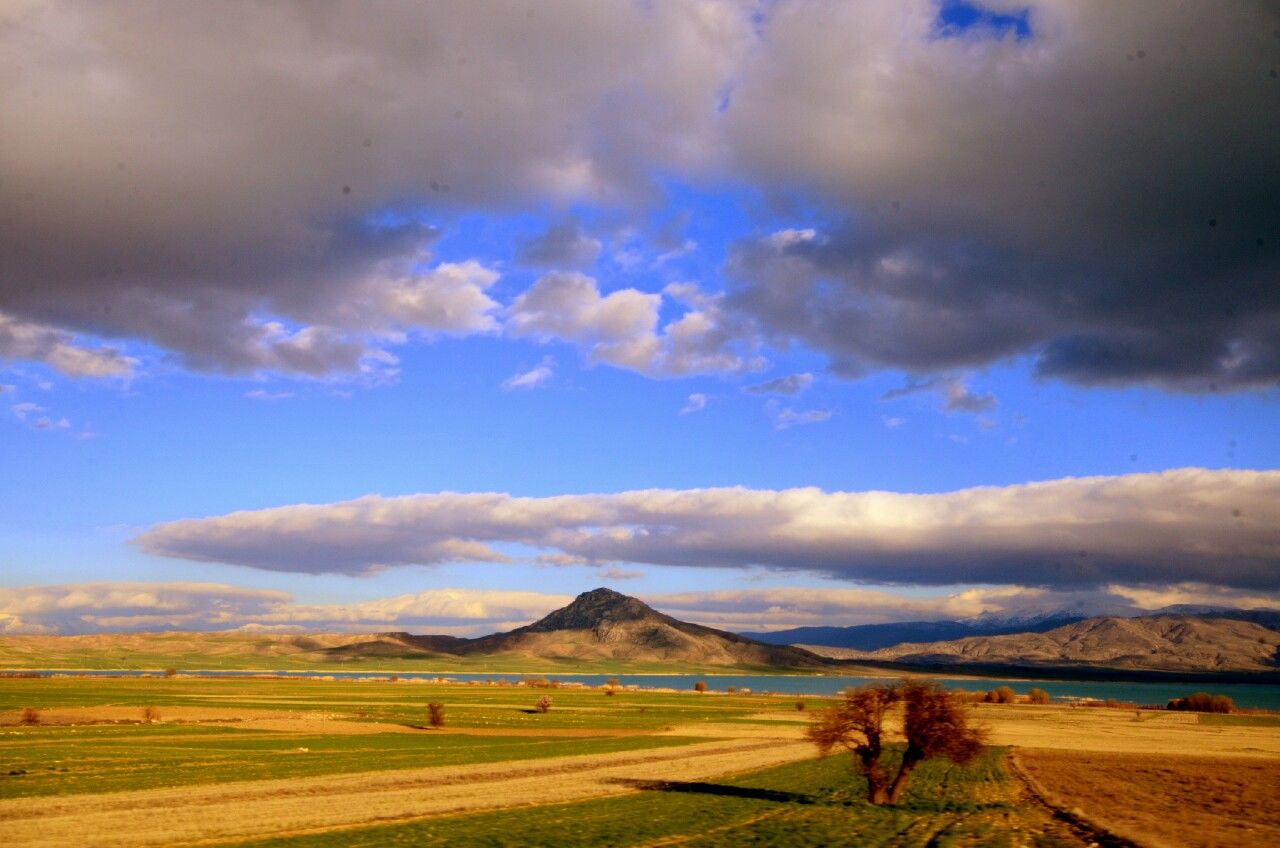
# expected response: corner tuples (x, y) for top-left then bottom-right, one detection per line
(0, 737), (814, 847)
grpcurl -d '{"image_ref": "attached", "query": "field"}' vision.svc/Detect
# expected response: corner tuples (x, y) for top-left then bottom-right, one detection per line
(1016, 749), (1280, 848)
(3, 676), (1278, 847)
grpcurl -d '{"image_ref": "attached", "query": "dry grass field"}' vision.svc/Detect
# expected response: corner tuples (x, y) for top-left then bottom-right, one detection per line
(2, 675), (1277, 846)
(1017, 749), (1280, 848)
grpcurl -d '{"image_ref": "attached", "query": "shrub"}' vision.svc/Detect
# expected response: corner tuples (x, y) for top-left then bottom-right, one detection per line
(726, 686), (737, 694)
(795, 700), (806, 711)
(604, 688), (616, 697)
(605, 678), (620, 689)
(984, 686), (1017, 704)
(694, 680), (707, 693)
(1168, 692), (1234, 713)
(141, 706), (160, 723)
(427, 702), (446, 727)
(522, 676), (551, 689)
(1026, 688), (1051, 705)
(20, 707), (39, 726)
(163, 668), (178, 678)
(535, 696), (552, 713)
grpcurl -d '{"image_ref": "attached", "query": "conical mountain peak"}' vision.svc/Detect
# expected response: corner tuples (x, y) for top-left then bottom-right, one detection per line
(522, 587), (659, 632)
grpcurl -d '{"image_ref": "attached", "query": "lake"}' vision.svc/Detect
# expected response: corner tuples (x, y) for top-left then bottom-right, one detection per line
(15, 669), (1280, 710)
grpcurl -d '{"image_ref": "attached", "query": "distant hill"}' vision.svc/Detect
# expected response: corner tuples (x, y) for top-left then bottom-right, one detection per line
(801, 614), (1280, 673)
(739, 616), (1086, 651)
(451, 588), (829, 668)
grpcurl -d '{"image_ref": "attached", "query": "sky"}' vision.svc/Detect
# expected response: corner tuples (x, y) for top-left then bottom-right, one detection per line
(2, 0), (1278, 637)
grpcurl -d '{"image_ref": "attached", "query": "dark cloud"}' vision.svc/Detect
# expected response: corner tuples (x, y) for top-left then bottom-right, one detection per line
(0, 1), (744, 377)
(724, 2), (1280, 391)
(515, 219), (603, 269)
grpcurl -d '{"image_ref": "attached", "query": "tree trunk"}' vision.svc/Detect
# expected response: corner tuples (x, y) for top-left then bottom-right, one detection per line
(886, 746), (923, 805)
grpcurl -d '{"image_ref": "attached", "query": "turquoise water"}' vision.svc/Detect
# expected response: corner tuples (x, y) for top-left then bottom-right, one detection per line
(17, 669), (1280, 710)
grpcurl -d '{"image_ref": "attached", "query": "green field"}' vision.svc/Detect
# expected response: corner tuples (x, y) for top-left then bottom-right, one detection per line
(1, 675), (1096, 846)
(233, 750), (1080, 848)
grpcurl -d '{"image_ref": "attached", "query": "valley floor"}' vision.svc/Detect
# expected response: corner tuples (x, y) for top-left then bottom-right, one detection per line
(2, 676), (1278, 847)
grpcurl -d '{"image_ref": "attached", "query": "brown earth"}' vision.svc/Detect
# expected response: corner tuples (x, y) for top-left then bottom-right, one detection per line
(0, 736), (814, 848)
(1017, 748), (1280, 848)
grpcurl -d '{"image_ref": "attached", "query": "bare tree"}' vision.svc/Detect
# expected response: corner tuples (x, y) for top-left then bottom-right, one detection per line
(694, 680), (707, 693)
(535, 696), (552, 713)
(427, 702), (446, 727)
(808, 680), (985, 805)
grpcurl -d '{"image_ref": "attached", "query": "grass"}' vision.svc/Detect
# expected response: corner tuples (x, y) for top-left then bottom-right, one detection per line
(231, 747), (1079, 848)
(0, 723), (698, 799)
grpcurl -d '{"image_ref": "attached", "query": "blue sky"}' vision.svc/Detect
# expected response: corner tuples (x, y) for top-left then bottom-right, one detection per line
(2, 1), (1278, 635)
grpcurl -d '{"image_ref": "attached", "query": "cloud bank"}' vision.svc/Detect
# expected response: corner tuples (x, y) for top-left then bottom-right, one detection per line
(136, 469), (1280, 589)
(2, 2), (1275, 389)
(5, 580), (1275, 636)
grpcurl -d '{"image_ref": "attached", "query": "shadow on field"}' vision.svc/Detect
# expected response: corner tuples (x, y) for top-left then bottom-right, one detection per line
(607, 778), (814, 804)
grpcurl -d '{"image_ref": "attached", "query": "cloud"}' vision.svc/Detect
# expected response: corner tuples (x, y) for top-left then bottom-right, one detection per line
(746, 373), (813, 396)
(3, 3), (1275, 392)
(516, 219), (603, 269)
(5, 579), (1275, 636)
(725, 2), (1280, 390)
(768, 403), (831, 430)
(882, 377), (996, 414)
(507, 272), (762, 377)
(502, 357), (555, 391)
(679, 393), (708, 415)
(0, 311), (136, 378)
(0, 582), (567, 636)
(0, 1), (749, 379)
(244, 389), (296, 401)
(136, 468), (1280, 589)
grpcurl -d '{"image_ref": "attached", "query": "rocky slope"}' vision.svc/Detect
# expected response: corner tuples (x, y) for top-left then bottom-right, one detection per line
(803, 614), (1280, 673)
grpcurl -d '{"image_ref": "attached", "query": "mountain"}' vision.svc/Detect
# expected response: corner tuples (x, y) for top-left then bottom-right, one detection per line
(739, 615), (1086, 651)
(453, 588), (829, 668)
(0, 589), (829, 671)
(803, 614), (1280, 673)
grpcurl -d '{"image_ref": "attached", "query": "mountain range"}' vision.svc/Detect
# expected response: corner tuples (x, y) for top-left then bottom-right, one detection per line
(740, 606), (1280, 651)
(796, 614), (1280, 673)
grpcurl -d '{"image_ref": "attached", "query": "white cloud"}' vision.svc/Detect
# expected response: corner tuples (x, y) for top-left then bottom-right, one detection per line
(136, 469), (1280, 590)
(0, 311), (136, 378)
(5, 579), (1274, 637)
(679, 393), (708, 415)
(502, 357), (555, 391)
(244, 389), (296, 401)
(506, 272), (761, 378)
(769, 403), (831, 430)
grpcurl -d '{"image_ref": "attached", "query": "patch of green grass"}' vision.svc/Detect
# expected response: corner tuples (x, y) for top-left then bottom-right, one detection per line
(0, 724), (699, 799)
(1198, 712), (1280, 727)
(233, 747), (1075, 848)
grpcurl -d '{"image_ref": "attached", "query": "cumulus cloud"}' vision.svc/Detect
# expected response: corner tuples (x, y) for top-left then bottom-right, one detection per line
(502, 357), (555, 391)
(2, 2), (1274, 391)
(725, 2), (1280, 390)
(507, 273), (761, 377)
(0, 1), (748, 379)
(516, 219), (603, 269)
(136, 469), (1280, 589)
(746, 373), (814, 396)
(0, 311), (136, 378)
